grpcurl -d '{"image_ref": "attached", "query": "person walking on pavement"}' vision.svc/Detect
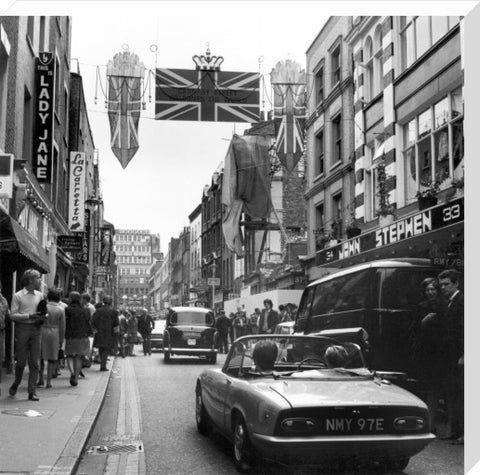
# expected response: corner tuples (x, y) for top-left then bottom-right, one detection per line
(91, 295), (119, 371)
(215, 310), (231, 354)
(438, 269), (464, 445)
(258, 299), (280, 335)
(65, 291), (92, 386)
(137, 308), (155, 355)
(0, 281), (10, 396)
(117, 310), (128, 357)
(81, 293), (96, 321)
(249, 308), (261, 335)
(9, 269), (46, 401)
(126, 311), (138, 356)
(233, 305), (247, 339)
(38, 288), (65, 388)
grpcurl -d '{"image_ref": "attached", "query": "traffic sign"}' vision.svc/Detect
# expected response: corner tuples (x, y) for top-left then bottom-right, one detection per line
(207, 278), (220, 286)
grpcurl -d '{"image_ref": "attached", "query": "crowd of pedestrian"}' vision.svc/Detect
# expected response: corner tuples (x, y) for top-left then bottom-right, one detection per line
(0, 268), (155, 400)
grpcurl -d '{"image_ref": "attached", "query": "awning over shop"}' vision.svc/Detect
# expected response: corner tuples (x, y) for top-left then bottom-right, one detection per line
(0, 212), (50, 273)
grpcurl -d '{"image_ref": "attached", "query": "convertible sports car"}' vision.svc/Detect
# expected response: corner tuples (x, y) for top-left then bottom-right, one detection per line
(195, 335), (435, 472)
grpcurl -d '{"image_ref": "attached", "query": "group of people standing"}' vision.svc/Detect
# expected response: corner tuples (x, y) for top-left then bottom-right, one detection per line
(411, 269), (464, 445)
(214, 299), (298, 354)
(0, 268), (155, 400)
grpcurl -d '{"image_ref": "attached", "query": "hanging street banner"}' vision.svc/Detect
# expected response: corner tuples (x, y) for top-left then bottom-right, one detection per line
(271, 60), (306, 172)
(68, 152), (86, 231)
(107, 51), (145, 169)
(33, 52), (55, 183)
(155, 68), (260, 123)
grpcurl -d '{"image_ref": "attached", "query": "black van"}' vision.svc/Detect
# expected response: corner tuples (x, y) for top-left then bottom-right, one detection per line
(296, 258), (445, 382)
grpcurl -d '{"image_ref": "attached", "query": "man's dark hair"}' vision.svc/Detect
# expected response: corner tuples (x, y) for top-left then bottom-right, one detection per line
(263, 299), (273, 307)
(103, 295), (113, 305)
(438, 269), (461, 285)
(47, 288), (61, 302)
(279, 304), (285, 311)
(253, 340), (278, 372)
(81, 293), (91, 303)
(69, 291), (81, 305)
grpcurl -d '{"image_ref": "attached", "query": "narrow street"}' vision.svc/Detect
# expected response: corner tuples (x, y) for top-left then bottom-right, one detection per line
(75, 348), (463, 475)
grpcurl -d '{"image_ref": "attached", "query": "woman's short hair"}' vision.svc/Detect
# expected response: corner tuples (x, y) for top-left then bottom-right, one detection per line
(47, 288), (61, 302)
(421, 277), (440, 295)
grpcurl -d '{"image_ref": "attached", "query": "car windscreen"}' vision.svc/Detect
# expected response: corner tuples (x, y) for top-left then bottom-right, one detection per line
(169, 311), (214, 326)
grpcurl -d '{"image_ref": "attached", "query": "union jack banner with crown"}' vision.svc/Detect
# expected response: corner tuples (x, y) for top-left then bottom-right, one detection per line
(271, 60), (306, 172)
(155, 68), (260, 122)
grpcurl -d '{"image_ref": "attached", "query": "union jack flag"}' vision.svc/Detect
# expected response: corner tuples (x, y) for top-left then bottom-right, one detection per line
(108, 75), (142, 169)
(155, 68), (260, 123)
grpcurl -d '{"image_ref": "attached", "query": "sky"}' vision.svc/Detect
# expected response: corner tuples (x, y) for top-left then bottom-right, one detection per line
(3, 0), (477, 254)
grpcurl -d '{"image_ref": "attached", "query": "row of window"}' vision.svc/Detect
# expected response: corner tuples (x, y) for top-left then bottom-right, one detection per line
(115, 245), (151, 253)
(314, 113), (342, 176)
(119, 267), (150, 275)
(115, 234), (150, 242)
(117, 255), (151, 264)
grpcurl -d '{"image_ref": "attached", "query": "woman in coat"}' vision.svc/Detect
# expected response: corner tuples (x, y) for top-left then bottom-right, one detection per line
(38, 288), (65, 388)
(65, 291), (92, 386)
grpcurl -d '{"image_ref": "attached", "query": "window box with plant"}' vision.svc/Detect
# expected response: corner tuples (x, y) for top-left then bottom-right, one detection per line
(416, 169), (448, 210)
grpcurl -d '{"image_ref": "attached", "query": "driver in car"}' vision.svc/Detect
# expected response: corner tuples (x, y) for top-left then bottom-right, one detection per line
(252, 340), (278, 373)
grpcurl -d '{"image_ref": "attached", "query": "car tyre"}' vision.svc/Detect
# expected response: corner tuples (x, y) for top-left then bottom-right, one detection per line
(384, 458), (409, 472)
(164, 350), (171, 363)
(195, 385), (210, 435)
(207, 353), (217, 364)
(233, 415), (256, 473)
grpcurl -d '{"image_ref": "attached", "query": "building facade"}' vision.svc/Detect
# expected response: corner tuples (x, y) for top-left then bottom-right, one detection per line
(303, 16), (464, 280)
(114, 229), (153, 310)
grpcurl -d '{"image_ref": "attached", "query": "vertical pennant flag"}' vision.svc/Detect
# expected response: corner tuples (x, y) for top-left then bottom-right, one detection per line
(107, 52), (145, 169)
(271, 60), (306, 172)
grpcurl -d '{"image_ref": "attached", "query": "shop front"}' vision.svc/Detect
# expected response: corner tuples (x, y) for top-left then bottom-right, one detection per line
(307, 197), (464, 282)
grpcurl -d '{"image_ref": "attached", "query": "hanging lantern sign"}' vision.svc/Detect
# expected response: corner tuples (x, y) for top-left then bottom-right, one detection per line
(106, 51), (145, 169)
(155, 48), (260, 123)
(271, 60), (306, 172)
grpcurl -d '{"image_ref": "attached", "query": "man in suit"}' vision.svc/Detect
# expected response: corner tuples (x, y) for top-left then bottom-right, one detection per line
(91, 295), (119, 371)
(257, 299), (279, 334)
(438, 269), (464, 445)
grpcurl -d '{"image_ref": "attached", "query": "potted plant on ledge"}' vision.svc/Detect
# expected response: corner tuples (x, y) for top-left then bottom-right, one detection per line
(416, 170), (448, 210)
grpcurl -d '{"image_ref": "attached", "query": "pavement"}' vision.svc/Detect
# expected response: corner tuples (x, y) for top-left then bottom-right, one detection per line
(0, 357), (112, 475)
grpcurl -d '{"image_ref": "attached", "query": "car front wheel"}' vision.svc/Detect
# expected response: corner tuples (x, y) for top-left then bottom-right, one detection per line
(195, 386), (210, 435)
(384, 458), (409, 472)
(233, 415), (256, 472)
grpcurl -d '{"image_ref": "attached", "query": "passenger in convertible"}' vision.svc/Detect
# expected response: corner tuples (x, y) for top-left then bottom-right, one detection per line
(324, 345), (348, 368)
(252, 340), (278, 373)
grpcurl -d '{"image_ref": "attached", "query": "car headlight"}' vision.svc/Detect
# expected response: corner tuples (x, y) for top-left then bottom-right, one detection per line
(393, 416), (426, 432)
(281, 417), (317, 433)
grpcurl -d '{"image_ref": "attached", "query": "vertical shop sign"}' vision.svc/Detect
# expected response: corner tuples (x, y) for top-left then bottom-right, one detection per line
(68, 152), (86, 231)
(33, 52), (55, 183)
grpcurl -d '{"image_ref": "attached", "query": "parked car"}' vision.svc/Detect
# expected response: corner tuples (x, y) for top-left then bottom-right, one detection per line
(195, 334), (434, 472)
(272, 321), (295, 335)
(150, 318), (166, 351)
(163, 306), (218, 363)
